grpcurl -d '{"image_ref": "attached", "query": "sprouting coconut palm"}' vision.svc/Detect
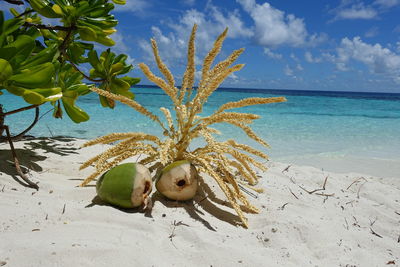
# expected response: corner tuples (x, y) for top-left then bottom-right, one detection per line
(79, 24), (286, 228)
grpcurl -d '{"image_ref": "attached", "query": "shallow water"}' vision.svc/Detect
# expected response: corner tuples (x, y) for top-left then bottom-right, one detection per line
(2, 86), (400, 174)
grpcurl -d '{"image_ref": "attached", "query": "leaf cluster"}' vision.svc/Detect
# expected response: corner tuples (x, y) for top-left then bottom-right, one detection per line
(0, 0), (139, 123)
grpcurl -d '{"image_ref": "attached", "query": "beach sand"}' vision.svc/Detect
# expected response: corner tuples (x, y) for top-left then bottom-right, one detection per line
(0, 137), (399, 267)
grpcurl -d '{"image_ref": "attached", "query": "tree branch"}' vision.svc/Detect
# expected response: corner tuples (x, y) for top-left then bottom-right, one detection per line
(4, 0), (24, 5)
(3, 125), (39, 190)
(8, 107), (40, 141)
(16, 9), (34, 18)
(3, 104), (39, 116)
(69, 61), (106, 83)
(23, 22), (76, 31)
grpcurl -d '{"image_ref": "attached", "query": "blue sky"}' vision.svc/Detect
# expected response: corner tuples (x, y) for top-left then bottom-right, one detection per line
(2, 0), (400, 92)
(111, 0), (400, 93)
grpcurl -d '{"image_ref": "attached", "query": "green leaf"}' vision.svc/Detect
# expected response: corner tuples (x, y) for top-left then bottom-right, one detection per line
(40, 29), (58, 40)
(0, 47), (16, 60)
(110, 62), (124, 75)
(89, 68), (103, 78)
(65, 84), (89, 94)
(2, 35), (35, 65)
(120, 76), (140, 86)
(117, 64), (133, 75)
(111, 77), (130, 92)
(20, 43), (58, 69)
(0, 58), (13, 82)
(62, 97), (90, 123)
(112, 0), (126, 4)
(22, 90), (46, 104)
(9, 62), (54, 88)
(9, 8), (20, 17)
(99, 94), (112, 108)
(68, 43), (85, 63)
(77, 26), (98, 42)
(31, 87), (62, 99)
(95, 35), (115, 46)
(2, 17), (24, 37)
(88, 50), (104, 73)
(75, 1), (91, 16)
(52, 4), (63, 16)
(30, 0), (61, 18)
(6, 86), (62, 105)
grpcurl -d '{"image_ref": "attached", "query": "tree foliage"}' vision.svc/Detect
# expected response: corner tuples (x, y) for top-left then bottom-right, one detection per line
(0, 0), (139, 123)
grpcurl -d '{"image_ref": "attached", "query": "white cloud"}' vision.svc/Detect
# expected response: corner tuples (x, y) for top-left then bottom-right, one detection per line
(181, 0), (196, 6)
(335, 2), (378, 20)
(308, 33), (329, 46)
(113, 0), (149, 12)
(296, 64), (303, 71)
(206, 5), (253, 38)
(263, 48), (282, 59)
(226, 72), (240, 84)
(139, 26), (187, 66)
(374, 0), (399, 8)
(284, 65), (294, 76)
(331, 0), (399, 21)
(139, 4), (251, 66)
(365, 26), (379, 37)
(335, 37), (400, 80)
(111, 32), (129, 54)
(290, 53), (299, 61)
(237, 0), (309, 47)
(304, 51), (322, 63)
(321, 52), (336, 62)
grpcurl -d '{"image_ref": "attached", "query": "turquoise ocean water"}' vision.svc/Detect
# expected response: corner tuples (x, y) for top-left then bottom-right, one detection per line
(2, 86), (400, 176)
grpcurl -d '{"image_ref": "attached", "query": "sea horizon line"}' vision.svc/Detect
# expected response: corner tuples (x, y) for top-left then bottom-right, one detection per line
(133, 84), (400, 99)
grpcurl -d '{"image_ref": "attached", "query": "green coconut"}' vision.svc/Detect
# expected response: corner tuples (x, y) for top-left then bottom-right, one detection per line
(96, 162), (152, 208)
(156, 160), (198, 201)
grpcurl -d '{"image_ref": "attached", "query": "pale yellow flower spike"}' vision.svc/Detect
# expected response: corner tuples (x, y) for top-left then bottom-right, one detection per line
(81, 24), (286, 228)
(180, 24), (197, 104)
(139, 63), (177, 105)
(200, 27), (228, 84)
(150, 39), (176, 90)
(160, 107), (175, 133)
(217, 96), (287, 113)
(81, 132), (157, 148)
(89, 87), (162, 125)
(208, 48), (244, 79)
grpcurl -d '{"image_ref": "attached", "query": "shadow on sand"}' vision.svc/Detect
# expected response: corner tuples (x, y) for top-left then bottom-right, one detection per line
(0, 136), (80, 187)
(85, 176), (247, 230)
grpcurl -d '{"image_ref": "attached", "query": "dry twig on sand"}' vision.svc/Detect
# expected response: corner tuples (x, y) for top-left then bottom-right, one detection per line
(299, 176), (329, 194)
(370, 228), (383, 238)
(346, 177), (368, 198)
(279, 202), (289, 210)
(282, 165), (291, 173)
(168, 220), (189, 248)
(288, 188), (299, 199)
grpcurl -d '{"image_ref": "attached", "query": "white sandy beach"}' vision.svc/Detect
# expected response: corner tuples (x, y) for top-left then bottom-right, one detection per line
(0, 137), (399, 267)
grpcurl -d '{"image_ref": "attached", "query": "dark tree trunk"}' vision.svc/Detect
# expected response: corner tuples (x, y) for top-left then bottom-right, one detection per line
(0, 104), (41, 190)
(0, 105), (4, 138)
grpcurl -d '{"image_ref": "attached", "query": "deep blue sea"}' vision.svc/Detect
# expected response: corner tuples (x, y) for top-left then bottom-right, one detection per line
(2, 86), (400, 176)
